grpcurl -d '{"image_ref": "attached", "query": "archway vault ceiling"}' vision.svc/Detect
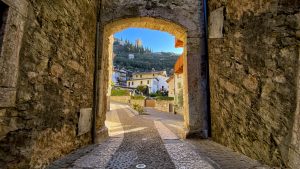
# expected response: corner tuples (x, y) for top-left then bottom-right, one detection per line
(103, 17), (187, 45)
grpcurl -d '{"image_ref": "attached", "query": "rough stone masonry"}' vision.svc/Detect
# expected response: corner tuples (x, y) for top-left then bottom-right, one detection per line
(0, 0), (98, 168)
(208, 0), (300, 168)
(0, 0), (299, 168)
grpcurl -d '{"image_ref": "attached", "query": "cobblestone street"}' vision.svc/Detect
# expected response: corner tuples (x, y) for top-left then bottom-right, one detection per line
(48, 103), (269, 169)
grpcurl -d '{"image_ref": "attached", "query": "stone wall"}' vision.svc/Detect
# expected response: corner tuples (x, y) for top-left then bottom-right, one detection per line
(110, 96), (130, 104)
(0, 0), (98, 168)
(208, 0), (300, 167)
(175, 106), (184, 116)
(0, 1), (9, 54)
(130, 99), (145, 108)
(155, 100), (174, 113)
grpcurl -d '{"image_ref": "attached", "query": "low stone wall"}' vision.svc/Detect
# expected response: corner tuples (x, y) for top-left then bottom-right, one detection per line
(110, 96), (130, 104)
(155, 100), (174, 113)
(130, 99), (145, 107)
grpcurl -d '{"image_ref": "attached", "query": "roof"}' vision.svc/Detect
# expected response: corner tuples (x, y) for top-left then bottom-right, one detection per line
(127, 78), (158, 81)
(174, 54), (183, 74)
(132, 71), (166, 75)
(113, 69), (127, 73)
(175, 38), (184, 48)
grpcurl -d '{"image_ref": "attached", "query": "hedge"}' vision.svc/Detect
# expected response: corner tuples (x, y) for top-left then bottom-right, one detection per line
(111, 89), (130, 96)
(131, 95), (145, 100)
(156, 96), (174, 101)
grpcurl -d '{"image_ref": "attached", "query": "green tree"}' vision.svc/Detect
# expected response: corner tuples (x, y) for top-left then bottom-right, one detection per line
(136, 85), (149, 96)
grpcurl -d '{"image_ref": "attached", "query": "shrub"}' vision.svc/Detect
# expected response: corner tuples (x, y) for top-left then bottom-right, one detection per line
(156, 96), (174, 101)
(149, 93), (157, 97)
(111, 89), (130, 96)
(132, 104), (145, 115)
(136, 85), (149, 96)
(150, 90), (168, 97)
(131, 95), (145, 100)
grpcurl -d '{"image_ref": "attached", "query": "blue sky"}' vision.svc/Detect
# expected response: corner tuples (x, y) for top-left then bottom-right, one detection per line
(114, 28), (183, 54)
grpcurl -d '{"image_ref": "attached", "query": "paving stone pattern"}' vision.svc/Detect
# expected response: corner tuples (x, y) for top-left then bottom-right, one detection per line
(144, 107), (272, 169)
(106, 108), (176, 169)
(186, 139), (272, 169)
(48, 103), (271, 169)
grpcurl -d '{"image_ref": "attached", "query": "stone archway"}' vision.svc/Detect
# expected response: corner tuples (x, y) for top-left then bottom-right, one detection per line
(96, 15), (209, 140)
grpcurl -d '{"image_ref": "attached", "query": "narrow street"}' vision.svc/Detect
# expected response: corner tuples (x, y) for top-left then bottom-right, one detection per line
(48, 103), (269, 169)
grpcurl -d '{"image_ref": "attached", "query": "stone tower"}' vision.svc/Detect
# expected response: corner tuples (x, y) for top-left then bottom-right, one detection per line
(135, 38), (142, 47)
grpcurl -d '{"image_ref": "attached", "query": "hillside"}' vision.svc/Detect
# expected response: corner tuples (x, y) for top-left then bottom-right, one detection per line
(113, 38), (180, 74)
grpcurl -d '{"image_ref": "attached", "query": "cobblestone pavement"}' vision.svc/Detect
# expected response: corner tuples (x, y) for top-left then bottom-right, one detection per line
(143, 108), (271, 169)
(186, 139), (270, 169)
(48, 103), (214, 169)
(48, 103), (269, 169)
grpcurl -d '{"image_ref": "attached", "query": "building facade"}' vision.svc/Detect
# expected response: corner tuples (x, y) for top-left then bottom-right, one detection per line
(167, 75), (175, 97)
(127, 71), (168, 93)
(172, 52), (184, 114)
(112, 68), (129, 87)
(128, 54), (134, 59)
(135, 38), (142, 47)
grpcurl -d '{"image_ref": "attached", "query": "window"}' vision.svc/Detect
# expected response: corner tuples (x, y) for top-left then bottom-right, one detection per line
(153, 74), (155, 76)
(147, 80), (150, 84)
(140, 81), (143, 85)
(0, 1), (9, 54)
(140, 75), (142, 78)
(128, 82), (130, 86)
(136, 75), (138, 78)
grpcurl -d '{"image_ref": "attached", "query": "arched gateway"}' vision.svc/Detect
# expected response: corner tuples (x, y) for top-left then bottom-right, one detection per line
(94, 0), (210, 141)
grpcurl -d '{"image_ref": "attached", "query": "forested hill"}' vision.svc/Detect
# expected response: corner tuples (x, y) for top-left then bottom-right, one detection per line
(113, 38), (180, 74)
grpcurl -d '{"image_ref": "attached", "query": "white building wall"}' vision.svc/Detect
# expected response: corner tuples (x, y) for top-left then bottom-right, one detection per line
(112, 71), (119, 84)
(157, 76), (169, 91)
(128, 54), (134, 59)
(127, 78), (159, 93)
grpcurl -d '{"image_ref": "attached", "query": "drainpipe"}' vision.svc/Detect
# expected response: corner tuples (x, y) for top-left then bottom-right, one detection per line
(200, 0), (211, 138)
(92, 0), (102, 144)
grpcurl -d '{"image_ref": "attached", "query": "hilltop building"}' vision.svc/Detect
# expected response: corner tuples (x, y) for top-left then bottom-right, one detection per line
(135, 38), (143, 47)
(128, 54), (134, 59)
(114, 38), (125, 46)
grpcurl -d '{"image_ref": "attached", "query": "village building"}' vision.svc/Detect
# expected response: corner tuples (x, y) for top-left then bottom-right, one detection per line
(128, 54), (134, 59)
(127, 71), (168, 93)
(112, 68), (129, 87)
(167, 75), (175, 97)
